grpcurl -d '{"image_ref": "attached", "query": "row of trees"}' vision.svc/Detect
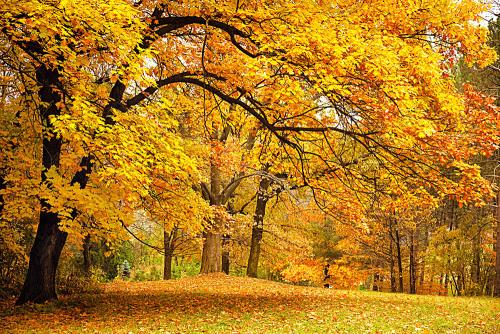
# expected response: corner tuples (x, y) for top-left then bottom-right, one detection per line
(347, 12), (500, 296)
(1, 0), (499, 303)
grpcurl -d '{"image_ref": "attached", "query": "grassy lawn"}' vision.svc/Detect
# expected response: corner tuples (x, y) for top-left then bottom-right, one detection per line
(1, 274), (498, 333)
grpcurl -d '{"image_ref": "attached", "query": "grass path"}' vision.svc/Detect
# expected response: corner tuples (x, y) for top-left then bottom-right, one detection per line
(1, 274), (498, 333)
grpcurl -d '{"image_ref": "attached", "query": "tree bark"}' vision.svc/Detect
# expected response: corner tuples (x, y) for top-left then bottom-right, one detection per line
(83, 234), (92, 276)
(17, 65), (67, 304)
(409, 233), (416, 294)
(0, 174), (5, 217)
(247, 227), (263, 277)
(451, 273), (461, 296)
(200, 159), (223, 273)
(419, 227), (428, 287)
(163, 228), (177, 280)
(395, 228), (404, 293)
(222, 234), (230, 274)
(200, 232), (222, 273)
(389, 221), (396, 292)
(222, 252), (230, 274)
(373, 273), (380, 291)
(17, 212), (67, 304)
(163, 248), (173, 280)
(247, 176), (271, 277)
(472, 231), (481, 287)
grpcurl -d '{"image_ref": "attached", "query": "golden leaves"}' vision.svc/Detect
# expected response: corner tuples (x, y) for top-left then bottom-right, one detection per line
(2, 274), (498, 332)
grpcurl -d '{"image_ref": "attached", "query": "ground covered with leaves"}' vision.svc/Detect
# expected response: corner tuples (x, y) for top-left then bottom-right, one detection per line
(0, 274), (498, 333)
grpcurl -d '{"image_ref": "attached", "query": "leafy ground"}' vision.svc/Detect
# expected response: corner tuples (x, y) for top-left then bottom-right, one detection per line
(0, 274), (498, 333)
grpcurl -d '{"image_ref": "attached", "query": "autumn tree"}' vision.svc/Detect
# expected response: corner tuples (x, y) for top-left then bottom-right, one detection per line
(198, 118), (256, 274)
(1, 0), (498, 304)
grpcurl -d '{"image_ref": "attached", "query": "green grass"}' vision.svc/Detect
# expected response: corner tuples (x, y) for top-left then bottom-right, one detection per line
(1, 274), (498, 333)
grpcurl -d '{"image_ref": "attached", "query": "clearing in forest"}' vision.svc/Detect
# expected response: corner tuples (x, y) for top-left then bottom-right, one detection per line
(0, 274), (498, 333)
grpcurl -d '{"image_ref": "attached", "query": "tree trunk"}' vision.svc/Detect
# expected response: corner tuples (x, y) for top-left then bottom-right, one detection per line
(409, 233), (416, 294)
(222, 251), (230, 275)
(389, 218), (396, 292)
(373, 273), (380, 291)
(17, 65), (67, 305)
(222, 234), (230, 274)
(83, 234), (91, 276)
(495, 190), (500, 297)
(247, 227), (263, 277)
(451, 273), (461, 296)
(395, 228), (404, 293)
(419, 227), (428, 287)
(200, 157), (224, 274)
(17, 211), (68, 304)
(163, 250), (173, 280)
(163, 228), (176, 280)
(247, 176), (271, 277)
(472, 232), (481, 287)
(419, 260), (425, 286)
(389, 238), (396, 292)
(200, 232), (222, 273)
(0, 174), (5, 216)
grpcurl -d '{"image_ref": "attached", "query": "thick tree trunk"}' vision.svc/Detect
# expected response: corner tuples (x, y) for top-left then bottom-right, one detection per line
(200, 232), (222, 273)
(17, 65), (67, 305)
(395, 228), (404, 293)
(200, 160), (224, 274)
(247, 227), (263, 277)
(83, 234), (91, 276)
(247, 176), (271, 277)
(163, 249), (173, 280)
(495, 190), (500, 297)
(17, 212), (67, 304)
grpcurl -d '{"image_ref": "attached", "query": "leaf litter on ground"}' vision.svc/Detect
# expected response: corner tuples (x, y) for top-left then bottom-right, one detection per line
(0, 273), (498, 333)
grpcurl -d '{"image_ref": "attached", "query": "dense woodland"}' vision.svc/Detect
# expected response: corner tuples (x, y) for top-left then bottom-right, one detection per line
(1, 0), (500, 307)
